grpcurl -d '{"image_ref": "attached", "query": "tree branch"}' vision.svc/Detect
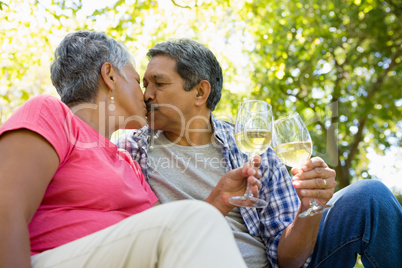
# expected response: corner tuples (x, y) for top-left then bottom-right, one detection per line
(0, 1), (8, 10)
(171, 0), (194, 9)
(344, 49), (402, 170)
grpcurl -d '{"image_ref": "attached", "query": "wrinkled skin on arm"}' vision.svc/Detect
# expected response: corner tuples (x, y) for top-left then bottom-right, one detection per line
(0, 130), (59, 268)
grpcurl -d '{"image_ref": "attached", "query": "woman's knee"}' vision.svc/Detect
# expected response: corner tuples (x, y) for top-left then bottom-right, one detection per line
(172, 200), (224, 224)
(150, 200), (225, 229)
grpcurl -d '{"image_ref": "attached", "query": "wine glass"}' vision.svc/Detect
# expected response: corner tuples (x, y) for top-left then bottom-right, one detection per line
(273, 112), (333, 217)
(229, 100), (273, 208)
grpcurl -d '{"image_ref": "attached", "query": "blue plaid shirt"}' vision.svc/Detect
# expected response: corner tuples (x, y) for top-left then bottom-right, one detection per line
(115, 114), (302, 267)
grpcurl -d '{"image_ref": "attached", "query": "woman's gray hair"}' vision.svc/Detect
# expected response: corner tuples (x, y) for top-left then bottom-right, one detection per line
(50, 30), (134, 105)
(147, 39), (223, 111)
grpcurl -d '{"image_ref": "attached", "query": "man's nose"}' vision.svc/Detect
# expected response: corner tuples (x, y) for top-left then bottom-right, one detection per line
(143, 88), (154, 102)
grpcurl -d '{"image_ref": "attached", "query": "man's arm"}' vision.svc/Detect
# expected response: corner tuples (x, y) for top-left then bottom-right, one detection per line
(277, 157), (337, 268)
(0, 130), (58, 268)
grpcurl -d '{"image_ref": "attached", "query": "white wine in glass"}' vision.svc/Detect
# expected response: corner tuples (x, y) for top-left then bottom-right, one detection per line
(274, 141), (312, 168)
(229, 100), (273, 208)
(235, 129), (273, 157)
(273, 112), (333, 217)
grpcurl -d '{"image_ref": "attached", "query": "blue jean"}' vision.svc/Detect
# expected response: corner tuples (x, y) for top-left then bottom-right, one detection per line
(307, 179), (402, 268)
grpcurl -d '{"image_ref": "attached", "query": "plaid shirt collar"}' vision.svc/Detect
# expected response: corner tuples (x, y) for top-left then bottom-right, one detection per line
(132, 114), (230, 149)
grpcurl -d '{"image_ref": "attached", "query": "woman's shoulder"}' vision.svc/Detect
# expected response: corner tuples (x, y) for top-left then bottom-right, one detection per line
(23, 94), (71, 119)
(0, 94), (71, 135)
(26, 94), (66, 109)
(0, 94), (73, 162)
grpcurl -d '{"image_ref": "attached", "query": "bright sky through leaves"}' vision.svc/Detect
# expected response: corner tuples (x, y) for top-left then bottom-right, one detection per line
(1, 0), (401, 194)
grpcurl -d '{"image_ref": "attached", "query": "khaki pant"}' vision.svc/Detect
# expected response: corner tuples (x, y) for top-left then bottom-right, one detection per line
(31, 200), (246, 268)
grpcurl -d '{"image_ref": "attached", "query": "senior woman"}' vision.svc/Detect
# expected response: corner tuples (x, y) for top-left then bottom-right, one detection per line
(0, 30), (260, 268)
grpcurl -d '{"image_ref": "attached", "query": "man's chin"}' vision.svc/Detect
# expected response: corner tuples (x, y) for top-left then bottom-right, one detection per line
(146, 120), (161, 131)
(146, 122), (157, 130)
(127, 117), (147, 129)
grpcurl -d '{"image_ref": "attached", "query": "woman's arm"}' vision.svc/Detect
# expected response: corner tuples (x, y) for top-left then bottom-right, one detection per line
(0, 129), (59, 268)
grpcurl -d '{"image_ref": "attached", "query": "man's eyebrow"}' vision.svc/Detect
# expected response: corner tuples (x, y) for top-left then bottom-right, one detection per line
(152, 74), (167, 80)
(143, 74), (168, 83)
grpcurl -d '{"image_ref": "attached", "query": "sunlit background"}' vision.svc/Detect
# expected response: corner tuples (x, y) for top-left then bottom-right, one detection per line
(0, 0), (401, 196)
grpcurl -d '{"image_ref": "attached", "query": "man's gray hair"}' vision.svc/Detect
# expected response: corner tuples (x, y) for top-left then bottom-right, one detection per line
(50, 30), (134, 105)
(147, 39), (223, 111)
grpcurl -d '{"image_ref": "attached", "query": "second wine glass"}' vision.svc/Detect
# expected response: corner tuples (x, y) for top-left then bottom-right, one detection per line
(229, 100), (273, 208)
(273, 112), (333, 217)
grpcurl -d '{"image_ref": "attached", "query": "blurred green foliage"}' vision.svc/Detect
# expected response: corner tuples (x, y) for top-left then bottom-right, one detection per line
(0, 0), (401, 190)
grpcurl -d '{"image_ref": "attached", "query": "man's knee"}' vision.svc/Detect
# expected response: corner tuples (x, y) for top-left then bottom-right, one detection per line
(332, 179), (397, 209)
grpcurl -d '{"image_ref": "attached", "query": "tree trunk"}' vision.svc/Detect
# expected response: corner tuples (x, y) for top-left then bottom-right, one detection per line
(335, 160), (350, 190)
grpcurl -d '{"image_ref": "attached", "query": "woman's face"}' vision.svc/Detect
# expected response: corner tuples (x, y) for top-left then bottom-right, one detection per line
(113, 64), (147, 129)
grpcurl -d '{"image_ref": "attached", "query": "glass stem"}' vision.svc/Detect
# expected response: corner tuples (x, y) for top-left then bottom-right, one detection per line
(311, 199), (319, 207)
(245, 154), (255, 198)
(249, 154), (255, 166)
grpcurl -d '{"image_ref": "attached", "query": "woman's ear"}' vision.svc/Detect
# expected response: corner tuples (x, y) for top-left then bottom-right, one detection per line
(100, 62), (115, 92)
(194, 80), (211, 107)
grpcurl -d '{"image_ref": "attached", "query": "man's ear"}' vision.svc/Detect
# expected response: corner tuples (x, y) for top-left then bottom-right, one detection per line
(194, 80), (211, 107)
(100, 62), (115, 92)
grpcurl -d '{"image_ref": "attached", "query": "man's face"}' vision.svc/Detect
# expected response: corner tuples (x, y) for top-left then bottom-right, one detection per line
(143, 55), (196, 132)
